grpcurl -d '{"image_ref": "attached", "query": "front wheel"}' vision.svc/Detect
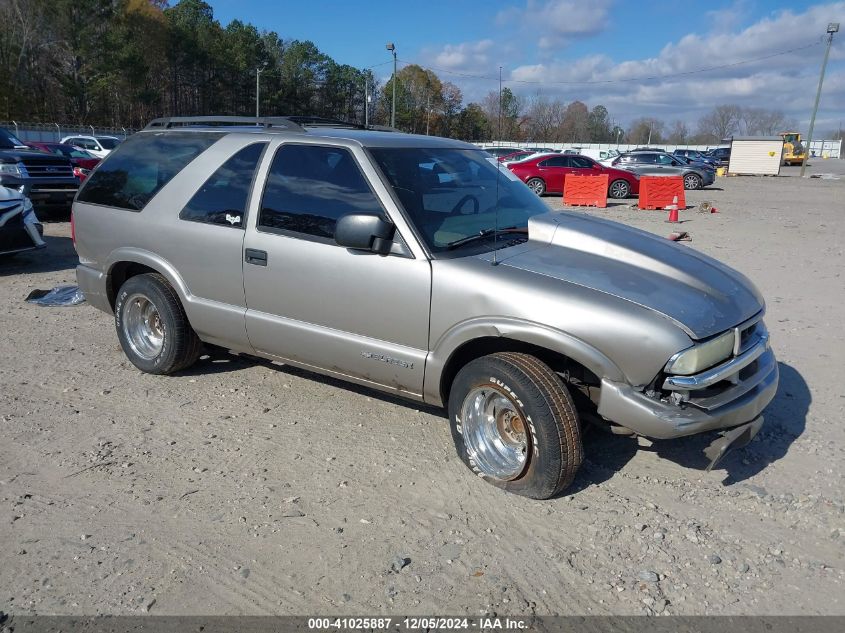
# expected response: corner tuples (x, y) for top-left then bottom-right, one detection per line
(526, 178), (546, 196)
(448, 352), (583, 499)
(683, 173), (702, 190)
(608, 179), (630, 199)
(114, 273), (202, 375)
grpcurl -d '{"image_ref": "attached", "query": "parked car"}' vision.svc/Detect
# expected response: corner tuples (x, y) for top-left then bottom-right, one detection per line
(508, 153), (640, 198)
(672, 149), (720, 167)
(482, 146), (521, 158)
(0, 185), (45, 256)
(74, 115), (777, 499)
(502, 151), (558, 167)
(706, 147), (731, 166)
(60, 135), (121, 159)
(497, 150), (534, 163)
(26, 141), (100, 181)
(611, 151), (715, 189)
(0, 144), (80, 215)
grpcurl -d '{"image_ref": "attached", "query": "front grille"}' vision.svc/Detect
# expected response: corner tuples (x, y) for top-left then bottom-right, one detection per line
(659, 313), (771, 411)
(0, 226), (37, 252)
(29, 183), (78, 192)
(20, 160), (74, 178)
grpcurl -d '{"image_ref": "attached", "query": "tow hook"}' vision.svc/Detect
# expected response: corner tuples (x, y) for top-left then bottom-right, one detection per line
(704, 416), (764, 472)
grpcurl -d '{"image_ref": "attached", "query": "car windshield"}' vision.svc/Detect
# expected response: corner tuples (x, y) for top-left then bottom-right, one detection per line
(0, 129), (27, 149)
(97, 138), (120, 149)
(370, 148), (549, 255)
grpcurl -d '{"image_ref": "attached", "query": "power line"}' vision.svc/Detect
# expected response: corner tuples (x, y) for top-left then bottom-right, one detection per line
(396, 39), (823, 86)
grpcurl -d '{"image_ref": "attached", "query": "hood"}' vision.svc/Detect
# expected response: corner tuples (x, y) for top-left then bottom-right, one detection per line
(497, 212), (763, 339)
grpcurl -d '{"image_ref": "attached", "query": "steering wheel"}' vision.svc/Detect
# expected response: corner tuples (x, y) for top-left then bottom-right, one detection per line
(448, 194), (480, 216)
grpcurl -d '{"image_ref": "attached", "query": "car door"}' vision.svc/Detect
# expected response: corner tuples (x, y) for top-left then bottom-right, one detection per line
(241, 141), (431, 397)
(536, 155), (567, 192)
(154, 137), (267, 351)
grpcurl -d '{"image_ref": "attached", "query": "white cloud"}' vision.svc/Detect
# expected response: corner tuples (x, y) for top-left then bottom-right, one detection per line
(431, 39), (495, 71)
(501, 1), (845, 128)
(497, 0), (612, 50)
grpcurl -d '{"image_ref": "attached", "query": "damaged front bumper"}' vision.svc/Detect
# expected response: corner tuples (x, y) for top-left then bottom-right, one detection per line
(0, 195), (46, 256)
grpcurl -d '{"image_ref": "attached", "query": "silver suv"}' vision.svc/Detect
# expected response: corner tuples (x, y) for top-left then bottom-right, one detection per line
(73, 116), (777, 499)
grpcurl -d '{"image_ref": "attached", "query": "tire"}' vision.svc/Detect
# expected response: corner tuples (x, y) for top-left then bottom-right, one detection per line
(448, 352), (583, 499)
(608, 179), (630, 199)
(114, 273), (202, 375)
(683, 173), (702, 190)
(526, 178), (546, 196)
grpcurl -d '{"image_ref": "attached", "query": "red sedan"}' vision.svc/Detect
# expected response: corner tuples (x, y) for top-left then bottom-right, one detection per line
(507, 153), (639, 199)
(26, 141), (100, 181)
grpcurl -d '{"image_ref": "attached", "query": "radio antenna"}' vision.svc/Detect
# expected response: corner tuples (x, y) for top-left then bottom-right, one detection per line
(493, 65), (503, 266)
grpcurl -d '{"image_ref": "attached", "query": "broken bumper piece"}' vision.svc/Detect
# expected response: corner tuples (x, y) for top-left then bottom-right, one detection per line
(704, 415), (764, 472)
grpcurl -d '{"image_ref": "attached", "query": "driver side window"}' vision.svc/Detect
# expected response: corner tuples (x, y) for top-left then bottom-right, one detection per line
(258, 144), (385, 241)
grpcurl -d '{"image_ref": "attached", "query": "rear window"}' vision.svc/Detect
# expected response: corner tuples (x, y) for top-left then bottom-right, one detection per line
(77, 132), (222, 211)
(97, 138), (120, 150)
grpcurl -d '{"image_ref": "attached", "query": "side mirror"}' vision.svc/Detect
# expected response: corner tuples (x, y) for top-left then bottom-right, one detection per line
(334, 213), (394, 254)
(592, 162), (602, 170)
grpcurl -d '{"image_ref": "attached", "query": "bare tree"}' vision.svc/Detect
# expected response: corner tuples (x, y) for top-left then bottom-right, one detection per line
(627, 117), (665, 145)
(523, 92), (564, 141)
(666, 120), (689, 144)
(740, 107), (788, 135)
(697, 104), (742, 142)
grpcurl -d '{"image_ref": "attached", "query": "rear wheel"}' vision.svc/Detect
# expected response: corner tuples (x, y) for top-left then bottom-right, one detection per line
(608, 179), (630, 199)
(683, 173), (702, 190)
(114, 273), (202, 374)
(448, 352), (583, 499)
(526, 178), (546, 196)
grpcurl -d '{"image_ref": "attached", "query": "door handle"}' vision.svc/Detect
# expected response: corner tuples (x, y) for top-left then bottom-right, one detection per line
(244, 248), (267, 266)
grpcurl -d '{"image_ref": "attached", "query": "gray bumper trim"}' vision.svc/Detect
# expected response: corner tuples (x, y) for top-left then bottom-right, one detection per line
(76, 264), (112, 314)
(597, 358), (778, 439)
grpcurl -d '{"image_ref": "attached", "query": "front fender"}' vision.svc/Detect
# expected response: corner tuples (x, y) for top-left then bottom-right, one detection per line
(423, 316), (625, 406)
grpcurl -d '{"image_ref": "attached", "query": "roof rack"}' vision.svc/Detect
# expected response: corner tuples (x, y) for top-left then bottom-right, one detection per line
(144, 116), (307, 132)
(143, 115), (402, 133)
(143, 115), (401, 134)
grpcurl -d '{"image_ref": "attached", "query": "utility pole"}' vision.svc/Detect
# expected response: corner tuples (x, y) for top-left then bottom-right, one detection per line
(800, 23), (839, 177)
(498, 66), (503, 145)
(426, 93), (431, 135)
(255, 63), (267, 119)
(363, 77), (369, 127)
(386, 43), (397, 128)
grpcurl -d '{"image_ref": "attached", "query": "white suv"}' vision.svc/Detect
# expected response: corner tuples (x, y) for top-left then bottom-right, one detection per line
(60, 135), (121, 159)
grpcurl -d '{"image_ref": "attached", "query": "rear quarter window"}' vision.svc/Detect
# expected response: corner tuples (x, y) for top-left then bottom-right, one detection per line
(77, 132), (223, 211)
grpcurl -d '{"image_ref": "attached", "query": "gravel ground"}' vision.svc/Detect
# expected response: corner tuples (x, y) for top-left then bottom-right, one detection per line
(1, 170), (844, 617)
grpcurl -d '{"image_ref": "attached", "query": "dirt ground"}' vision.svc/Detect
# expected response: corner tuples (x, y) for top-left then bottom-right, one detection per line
(1, 168), (844, 617)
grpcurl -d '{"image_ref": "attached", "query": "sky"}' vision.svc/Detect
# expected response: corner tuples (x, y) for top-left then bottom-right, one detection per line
(209, 0), (845, 133)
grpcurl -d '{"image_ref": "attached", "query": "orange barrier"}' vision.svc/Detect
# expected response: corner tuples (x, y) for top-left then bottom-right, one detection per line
(563, 174), (609, 208)
(638, 176), (686, 210)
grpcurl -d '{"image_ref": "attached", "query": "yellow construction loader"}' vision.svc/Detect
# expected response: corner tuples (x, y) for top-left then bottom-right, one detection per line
(779, 132), (806, 165)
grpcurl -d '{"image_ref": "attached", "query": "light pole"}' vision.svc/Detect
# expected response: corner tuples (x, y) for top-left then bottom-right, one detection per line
(386, 42), (397, 128)
(255, 63), (268, 119)
(800, 22), (839, 177)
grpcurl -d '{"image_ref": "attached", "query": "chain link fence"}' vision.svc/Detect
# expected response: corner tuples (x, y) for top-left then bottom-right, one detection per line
(1, 120), (137, 143)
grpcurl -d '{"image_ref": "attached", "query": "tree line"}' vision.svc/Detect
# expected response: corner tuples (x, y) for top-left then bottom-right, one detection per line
(2, 0), (830, 144)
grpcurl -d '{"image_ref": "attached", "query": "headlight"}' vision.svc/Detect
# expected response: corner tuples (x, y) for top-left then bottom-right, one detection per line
(0, 163), (23, 177)
(665, 330), (734, 375)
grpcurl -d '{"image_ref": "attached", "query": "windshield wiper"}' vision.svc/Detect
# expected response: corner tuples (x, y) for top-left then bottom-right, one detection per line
(445, 226), (528, 250)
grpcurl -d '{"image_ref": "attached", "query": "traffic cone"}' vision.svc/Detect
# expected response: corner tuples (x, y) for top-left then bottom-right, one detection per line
(665, 196), (679, 223)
